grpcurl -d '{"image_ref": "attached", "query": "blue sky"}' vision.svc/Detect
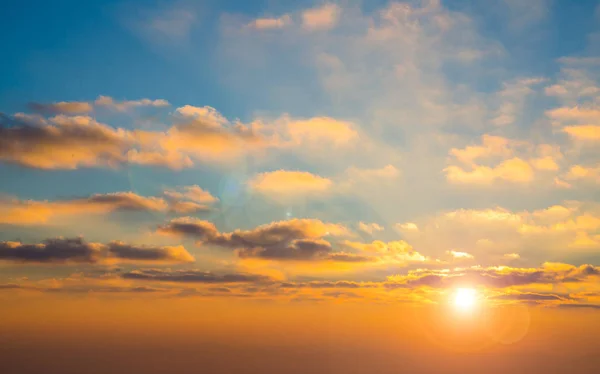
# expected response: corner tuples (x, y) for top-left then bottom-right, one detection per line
(1, 0), (600, 306)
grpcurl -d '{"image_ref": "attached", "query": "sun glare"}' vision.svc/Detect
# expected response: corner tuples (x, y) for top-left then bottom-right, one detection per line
(454, 288), (477, 311)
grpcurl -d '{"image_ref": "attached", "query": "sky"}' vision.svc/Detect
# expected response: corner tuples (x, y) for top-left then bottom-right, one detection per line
(1, 0), (600, 373)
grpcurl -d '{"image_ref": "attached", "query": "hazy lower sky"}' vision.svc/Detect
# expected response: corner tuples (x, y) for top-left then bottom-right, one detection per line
(1, 1), (600, 373)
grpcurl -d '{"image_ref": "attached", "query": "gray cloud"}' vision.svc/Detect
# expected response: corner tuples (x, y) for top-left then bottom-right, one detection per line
(158, 217), (367, 262)
(0, 238), (194, 264)
(122, 269), (272, 283)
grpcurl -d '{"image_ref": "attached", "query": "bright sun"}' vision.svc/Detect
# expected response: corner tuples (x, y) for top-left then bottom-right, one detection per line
(454, 288), (477, 311)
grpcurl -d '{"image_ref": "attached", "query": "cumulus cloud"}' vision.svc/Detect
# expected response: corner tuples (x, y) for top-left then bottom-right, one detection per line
(0, 237), (194, 264)
(158, 217), (363, 262)
(0, 114), (132, 169)
(248, 170), (333, 200)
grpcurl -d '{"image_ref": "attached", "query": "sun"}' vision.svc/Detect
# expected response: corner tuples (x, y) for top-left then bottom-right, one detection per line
(453, 288), (477, 311)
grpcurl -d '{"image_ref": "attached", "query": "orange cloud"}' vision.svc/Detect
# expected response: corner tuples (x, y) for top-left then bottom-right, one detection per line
(248, 170), (333, 200)
(563, 125), (600, 141)
(0, 114), (131, 169)
(302, 3), (340, 30)
(286, 117), (358, 146)
(445, 157), (535, 185)
(0, 188), (216, 225)
(248, 15), (292, 29)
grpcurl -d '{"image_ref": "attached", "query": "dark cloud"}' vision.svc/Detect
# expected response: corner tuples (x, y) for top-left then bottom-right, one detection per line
(106, 241), (195, 263)
(279, 281), (373, 289)
(122, 269), (272, 283)
(237, 238), (332, 260)
(0, 238), (102, 263)
(157, 217), (220, 239)
(0, 237), (194, 264)
(158, 217), (361, 261)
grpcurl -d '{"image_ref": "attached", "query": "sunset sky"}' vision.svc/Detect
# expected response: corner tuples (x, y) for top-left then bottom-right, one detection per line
(2, 0), (600, 373)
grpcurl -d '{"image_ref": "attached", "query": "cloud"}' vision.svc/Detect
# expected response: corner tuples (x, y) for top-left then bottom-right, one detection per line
(248, 170), (333, 200)
(546, 106), (600, 123)
(95, 96), (170, 111)
(341, 239), (427, 264)
(445, 135), (562, 185)
(133, 111), (264, 167)
(0, 238), (103, 264)
(0, 237), (194, 264)
(0, 188), (213, 225)
(384, 263), (600, 289)
(491, 292), (568, 302)
(565, 165), (600, 184)
(447, 250), (474, 260)
(122, 269), (271, 283)
(158, 217), (359, 262)
(285, 117), (358, 146)
(157, 217), (220, 239)
(563, 125), (600, 141)
(388, 202), (600, 259)
(162, 185), (219, 213)
(301, 3), (340, 31)
(0, 103), (272, 170)
(0, 114), (131, 169)
(106, 242), (194, 263)
(395, 222), (419, 233)
(29, 101), (93, 114)
(248, 14), (292, 29)
(358, 222), (384, 235)
(445, 158), (535, 185)
(174, 105), (228, 126)
(491, 77), (546, 126)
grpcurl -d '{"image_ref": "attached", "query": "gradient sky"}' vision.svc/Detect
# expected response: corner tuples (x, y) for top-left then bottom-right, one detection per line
(1, 1), (600, 373)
